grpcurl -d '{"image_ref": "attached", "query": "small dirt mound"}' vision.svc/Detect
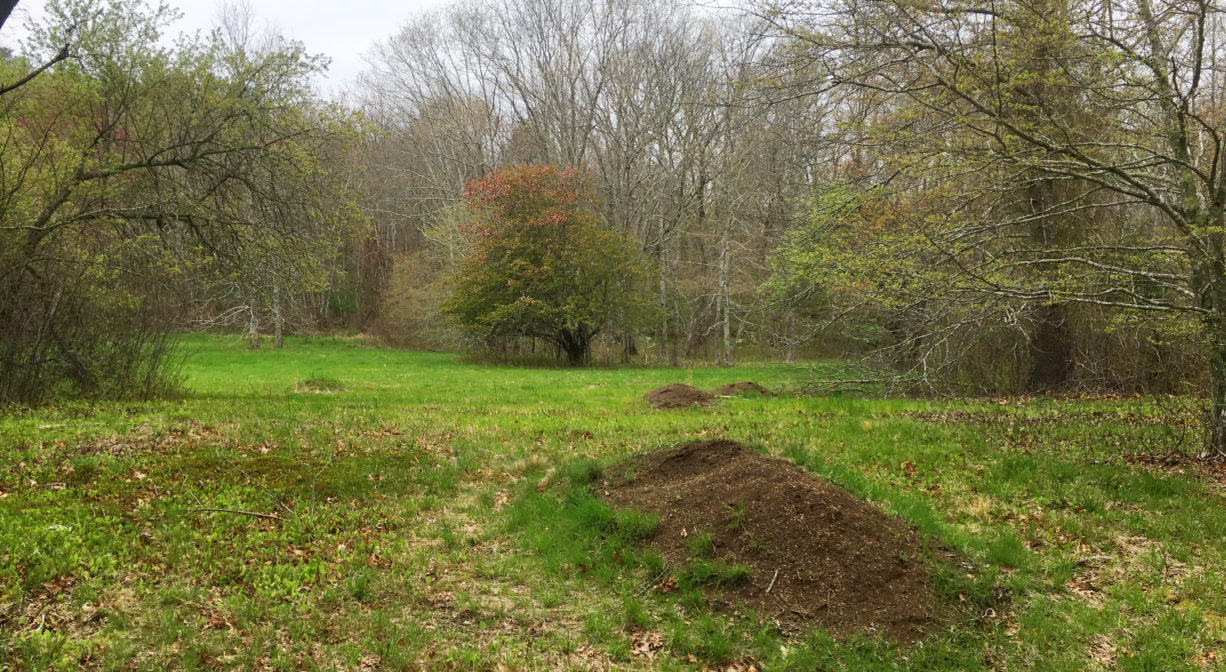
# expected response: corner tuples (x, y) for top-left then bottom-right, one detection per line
(603, 440), (944, 641)
(709, 381), (772, 397)
(294, 377), (344, 393)
(644, 384), (715, 409)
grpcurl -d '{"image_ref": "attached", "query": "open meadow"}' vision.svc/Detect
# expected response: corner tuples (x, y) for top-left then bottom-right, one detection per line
(3, 336), (1226, 670)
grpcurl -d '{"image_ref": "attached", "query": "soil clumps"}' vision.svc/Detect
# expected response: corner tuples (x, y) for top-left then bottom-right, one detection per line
(644, 384), (716, 409)
(709, 382), (772, 397)
(602, 440), (944, 642)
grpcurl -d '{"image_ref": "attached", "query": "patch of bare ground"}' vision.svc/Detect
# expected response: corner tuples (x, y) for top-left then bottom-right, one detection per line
(644, 384), (716, 409)
(602, 440), (947, 642)
(709, 382), (772, 397)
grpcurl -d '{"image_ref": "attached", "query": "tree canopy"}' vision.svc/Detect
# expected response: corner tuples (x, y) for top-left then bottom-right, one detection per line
(442, 165), (652, 364)
(0, 0), (363, 403)
(755, 0), (1226, 456)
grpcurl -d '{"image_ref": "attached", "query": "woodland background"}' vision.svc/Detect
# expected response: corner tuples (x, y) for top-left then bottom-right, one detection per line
(4, 0), (1224, 444)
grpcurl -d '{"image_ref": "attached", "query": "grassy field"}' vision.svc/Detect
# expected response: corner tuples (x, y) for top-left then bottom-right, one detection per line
(3, 335), (1226, 671)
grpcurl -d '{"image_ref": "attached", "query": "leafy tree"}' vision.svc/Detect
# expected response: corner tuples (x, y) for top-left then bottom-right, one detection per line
(761, 0), (1226, 456)
(442, 165), (652, 364)
(0, 0), (361, 403)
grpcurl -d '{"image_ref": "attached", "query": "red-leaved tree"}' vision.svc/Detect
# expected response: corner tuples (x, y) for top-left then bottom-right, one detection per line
(442, 165), (652, 364)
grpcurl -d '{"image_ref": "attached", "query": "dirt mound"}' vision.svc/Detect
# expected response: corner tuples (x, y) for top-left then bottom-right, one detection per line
(709, 381), (772, 397)
(603, 440), (944, 641)
(644, 384), (716, 409)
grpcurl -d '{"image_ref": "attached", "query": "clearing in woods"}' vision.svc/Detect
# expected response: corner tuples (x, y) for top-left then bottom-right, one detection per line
(3, 335), (1226, 670)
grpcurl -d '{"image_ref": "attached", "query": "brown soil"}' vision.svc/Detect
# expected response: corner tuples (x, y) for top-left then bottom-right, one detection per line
(644, 384), (716, 409)
(602, 440), (945, 642)
(709, 381), (773, 397)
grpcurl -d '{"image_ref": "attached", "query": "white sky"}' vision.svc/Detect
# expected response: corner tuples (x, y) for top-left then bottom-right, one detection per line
(0, 0), (450, 97)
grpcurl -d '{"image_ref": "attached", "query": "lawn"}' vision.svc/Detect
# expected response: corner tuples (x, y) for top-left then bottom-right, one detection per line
(2, 335), (1225, 670)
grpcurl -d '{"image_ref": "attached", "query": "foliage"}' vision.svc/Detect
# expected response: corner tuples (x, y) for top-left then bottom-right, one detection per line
(769, 179), (1204, 395)
(356, 0), (822, 364)
(442, 165), (653, 364)
(759, 0), (1220, 410)
(0, 0), (362, 402)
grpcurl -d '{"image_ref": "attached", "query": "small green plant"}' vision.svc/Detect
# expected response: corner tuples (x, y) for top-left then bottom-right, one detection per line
(614, 509), (660, 542)
(622, 595), (651, 630)
(686, 530), (716, 559)
(683, 559), (750, 587)
(986, 531), (1029, 570)
(725, 502), (746, 532)
(346, 568), (377, 603)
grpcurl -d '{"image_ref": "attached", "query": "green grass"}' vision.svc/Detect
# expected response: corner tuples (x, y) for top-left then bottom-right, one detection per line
(2, 334), (1225, 670)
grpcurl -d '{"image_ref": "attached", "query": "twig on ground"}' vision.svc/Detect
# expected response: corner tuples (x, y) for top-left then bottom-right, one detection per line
(765, 568), (780, 594)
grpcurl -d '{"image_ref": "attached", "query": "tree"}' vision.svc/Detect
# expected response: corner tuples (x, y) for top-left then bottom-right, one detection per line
(442, 165), (652, 364)
(760, 0), (1226, 457)
(182, 1), (364, 349)
(0, 0), (361, 403)
(358, 0), (821, 363)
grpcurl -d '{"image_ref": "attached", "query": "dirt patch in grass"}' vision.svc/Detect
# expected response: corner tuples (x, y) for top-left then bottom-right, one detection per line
(602, 440), (945, 642)
(295, 377), (345, 393)
(644, 384), (715, 409)
(709, 382), (772, 397)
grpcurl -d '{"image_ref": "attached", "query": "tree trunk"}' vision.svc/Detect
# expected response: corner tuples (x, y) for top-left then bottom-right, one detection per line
(1207, 335), (1226, 460)
(247, 308), (260, 350)
(1198, 253), (1226, 460)
(718, 231), (732, 366)
(560, 328), (589, 366)
(669, 258), (681, 367)
(1024, 170), (1072, 392)
(1028, 303), (1071, 391)
(659, 244), (670, 365)
(622, 333), (636, 364)
(273, 288), (284, 349)
(784, 309), (797, 363)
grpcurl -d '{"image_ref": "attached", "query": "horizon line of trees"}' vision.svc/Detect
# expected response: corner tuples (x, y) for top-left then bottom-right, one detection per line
(7, 0), (1226, 455)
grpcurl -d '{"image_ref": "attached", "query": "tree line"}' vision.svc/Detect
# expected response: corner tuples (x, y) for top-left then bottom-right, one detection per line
(7, 0), (1226, 456)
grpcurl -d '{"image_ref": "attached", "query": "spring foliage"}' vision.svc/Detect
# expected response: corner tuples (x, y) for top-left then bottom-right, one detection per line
(442, 165), (652, 364)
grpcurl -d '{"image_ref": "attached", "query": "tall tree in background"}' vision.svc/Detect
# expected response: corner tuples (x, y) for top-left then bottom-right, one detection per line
(442, 165), (652, 364)
(761, 0), (1226, 456)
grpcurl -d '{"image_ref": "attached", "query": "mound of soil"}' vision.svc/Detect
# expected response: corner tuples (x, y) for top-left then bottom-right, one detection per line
(602, 440), (944, 641)
(709, 381), (772, 397)
(644, 384), (716, 409)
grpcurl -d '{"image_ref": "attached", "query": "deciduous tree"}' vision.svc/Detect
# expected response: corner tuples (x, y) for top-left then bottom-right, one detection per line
(0, 0), (361, 402)
(442, 165), (652, 364)
(760, 0), (1226, 456)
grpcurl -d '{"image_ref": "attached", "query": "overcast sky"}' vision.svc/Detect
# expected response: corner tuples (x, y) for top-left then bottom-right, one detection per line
(0, 0), (449, 97)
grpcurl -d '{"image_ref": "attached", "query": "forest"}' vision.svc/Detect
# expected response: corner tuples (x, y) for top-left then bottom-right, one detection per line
(4, 0), (1223, 419)
(4, 0), (1226, 669)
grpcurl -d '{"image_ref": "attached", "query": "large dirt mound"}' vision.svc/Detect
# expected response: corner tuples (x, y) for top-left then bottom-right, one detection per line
(602, 440), (943, 641)
(709, 381), (772, 397)
(644, 384), (716, 409)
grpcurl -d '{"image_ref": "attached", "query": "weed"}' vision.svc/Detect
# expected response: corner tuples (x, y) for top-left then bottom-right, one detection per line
(682, 559), (751, 587)
(686, 530), (716, 558)
(294, 376), (345, 392)
(725, 501), (747, 532)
